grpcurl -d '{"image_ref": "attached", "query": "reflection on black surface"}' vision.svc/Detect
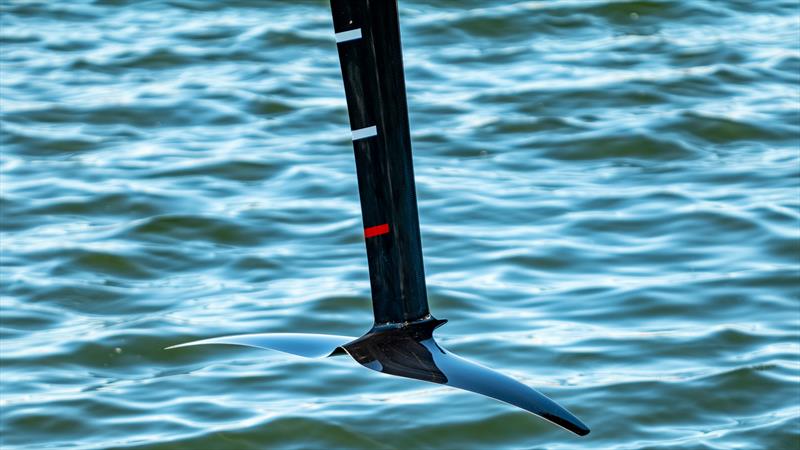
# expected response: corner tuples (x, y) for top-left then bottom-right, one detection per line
(343, 318), (590, 436)
(167, 333), (355, 359)
(344, 318), (447, 384)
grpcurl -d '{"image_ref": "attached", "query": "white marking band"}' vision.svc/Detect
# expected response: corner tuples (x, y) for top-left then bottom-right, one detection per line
(335, 28), (362, 43)
(351, 125), (377, 141)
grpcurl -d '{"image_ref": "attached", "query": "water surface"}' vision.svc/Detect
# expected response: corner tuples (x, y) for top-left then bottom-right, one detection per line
(1, 0), (799, 449)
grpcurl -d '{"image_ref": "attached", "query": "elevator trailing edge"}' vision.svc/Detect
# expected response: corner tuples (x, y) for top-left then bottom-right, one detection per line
(168, 0), (589, 437)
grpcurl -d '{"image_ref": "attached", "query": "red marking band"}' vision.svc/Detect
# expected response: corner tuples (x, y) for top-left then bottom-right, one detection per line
(364, 223), (389, 238)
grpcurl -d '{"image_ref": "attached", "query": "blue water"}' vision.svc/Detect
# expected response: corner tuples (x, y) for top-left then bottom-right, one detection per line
(1, 1), (799, 449)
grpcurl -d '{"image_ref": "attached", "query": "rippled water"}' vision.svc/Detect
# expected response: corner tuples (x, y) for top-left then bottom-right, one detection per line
(2, 0), (799, 448)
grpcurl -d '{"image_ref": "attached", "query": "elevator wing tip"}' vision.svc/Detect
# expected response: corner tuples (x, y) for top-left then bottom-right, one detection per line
(166, 333), (355, 359)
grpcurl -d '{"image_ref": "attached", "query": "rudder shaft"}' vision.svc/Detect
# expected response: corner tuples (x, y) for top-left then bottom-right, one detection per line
(330, 0), (429, 325)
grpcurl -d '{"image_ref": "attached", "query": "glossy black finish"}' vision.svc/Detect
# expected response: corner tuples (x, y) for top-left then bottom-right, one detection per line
(343, 319), (591, 436)
(331, 0), (429, 326)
